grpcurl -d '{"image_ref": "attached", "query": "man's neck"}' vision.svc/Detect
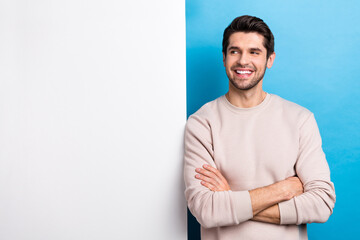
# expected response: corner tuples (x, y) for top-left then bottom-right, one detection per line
(226, 85), (266, 108)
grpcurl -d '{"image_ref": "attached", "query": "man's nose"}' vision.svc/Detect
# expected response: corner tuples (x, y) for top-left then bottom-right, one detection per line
(237, 53), (250, 66)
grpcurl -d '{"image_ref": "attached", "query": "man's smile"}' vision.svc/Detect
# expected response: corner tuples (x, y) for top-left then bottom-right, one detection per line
(233, 68), (254, 78)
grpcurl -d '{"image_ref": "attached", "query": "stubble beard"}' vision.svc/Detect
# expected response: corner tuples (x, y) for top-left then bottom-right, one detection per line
(229, 63), (267, 91)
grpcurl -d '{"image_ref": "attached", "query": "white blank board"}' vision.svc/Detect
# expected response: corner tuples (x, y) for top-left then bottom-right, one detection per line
(0, 1), (186, 239)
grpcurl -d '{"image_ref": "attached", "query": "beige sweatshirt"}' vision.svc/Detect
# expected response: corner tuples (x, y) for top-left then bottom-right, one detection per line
(184, 93), (336, 240)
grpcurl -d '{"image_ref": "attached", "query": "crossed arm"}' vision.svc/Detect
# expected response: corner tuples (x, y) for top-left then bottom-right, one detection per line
(195, 164), (304, 224)
(185, 114), (335, 228)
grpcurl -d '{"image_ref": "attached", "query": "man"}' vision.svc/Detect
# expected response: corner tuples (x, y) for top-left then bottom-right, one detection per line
(184, 15), (336, 240)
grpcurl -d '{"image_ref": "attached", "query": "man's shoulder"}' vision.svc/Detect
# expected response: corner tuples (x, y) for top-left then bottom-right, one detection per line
(189, 96), (223, 119)
(270, 94), (313, 122)
(186, 96), (223, 129)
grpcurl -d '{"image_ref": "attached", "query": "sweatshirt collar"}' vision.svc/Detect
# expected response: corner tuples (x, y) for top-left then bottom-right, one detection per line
(221, 93), (272, 114)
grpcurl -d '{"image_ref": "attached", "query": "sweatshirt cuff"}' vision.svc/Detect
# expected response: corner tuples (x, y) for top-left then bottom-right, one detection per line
(232, 191), (253, 223)
(278, 198), (298, 225)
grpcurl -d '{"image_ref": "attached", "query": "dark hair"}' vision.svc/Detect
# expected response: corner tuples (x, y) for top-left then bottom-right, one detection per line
(222, 15), (275, 59)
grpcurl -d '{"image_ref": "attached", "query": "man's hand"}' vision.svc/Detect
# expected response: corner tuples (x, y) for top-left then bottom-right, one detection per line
(195, 164), (230, 191)
(276, 176), (304, 200)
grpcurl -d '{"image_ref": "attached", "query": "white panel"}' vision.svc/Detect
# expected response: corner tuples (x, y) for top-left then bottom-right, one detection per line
(0, 1), (186, 239)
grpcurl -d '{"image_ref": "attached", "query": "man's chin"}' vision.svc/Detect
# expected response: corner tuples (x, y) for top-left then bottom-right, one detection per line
(230, 79), (259, 91)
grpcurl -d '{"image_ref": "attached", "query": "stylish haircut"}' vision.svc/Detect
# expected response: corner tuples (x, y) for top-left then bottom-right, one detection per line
(222, 15), (275, 59)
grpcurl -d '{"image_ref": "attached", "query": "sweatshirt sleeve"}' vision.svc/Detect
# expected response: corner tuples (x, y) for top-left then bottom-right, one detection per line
(278, 113), (336, 225)
(184, 114), (253, 229)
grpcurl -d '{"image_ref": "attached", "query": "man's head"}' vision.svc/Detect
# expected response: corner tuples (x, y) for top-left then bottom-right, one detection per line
(222, 16), (276, 91)
(222, 15), (274, 59)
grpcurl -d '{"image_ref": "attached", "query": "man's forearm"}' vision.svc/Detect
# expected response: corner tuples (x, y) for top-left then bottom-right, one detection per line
(249, 177), (303, 216)
(252, 204), (280, 224)
(249, 184), (285, 216)
(194, 164), (303, 225)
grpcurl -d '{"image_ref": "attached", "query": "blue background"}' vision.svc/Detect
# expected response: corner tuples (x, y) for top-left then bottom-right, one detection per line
(186, 0), (360, 239)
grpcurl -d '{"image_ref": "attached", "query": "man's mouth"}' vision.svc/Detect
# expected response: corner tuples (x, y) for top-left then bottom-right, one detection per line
(234, 69), (254, 78)
(235, 70), (252, 74)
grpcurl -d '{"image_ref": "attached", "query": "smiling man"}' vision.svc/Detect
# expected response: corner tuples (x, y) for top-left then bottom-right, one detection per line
(184, 15), (336, 240)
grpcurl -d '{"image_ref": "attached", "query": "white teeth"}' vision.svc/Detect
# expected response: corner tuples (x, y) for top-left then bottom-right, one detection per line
(236, 70), (252, 74)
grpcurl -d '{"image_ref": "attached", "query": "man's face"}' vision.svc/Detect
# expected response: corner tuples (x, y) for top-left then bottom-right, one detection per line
(223, 32), (275, 91)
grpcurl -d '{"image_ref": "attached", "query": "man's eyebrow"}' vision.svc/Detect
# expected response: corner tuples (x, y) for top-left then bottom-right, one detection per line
(227, 46), (240, 51)
(249, 47), (262, 52)
(227, 46), (263, 52)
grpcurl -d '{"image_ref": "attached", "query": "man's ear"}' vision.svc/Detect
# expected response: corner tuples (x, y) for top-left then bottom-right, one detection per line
(266, 52), (276, 69)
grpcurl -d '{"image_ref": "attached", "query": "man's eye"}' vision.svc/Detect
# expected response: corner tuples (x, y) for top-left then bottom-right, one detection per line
(231, 51), (238, 54)
(251, 51), (259, 55)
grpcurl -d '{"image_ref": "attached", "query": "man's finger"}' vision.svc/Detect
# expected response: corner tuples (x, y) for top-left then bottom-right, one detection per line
(203, 164), (228, 182)
(202, 164), (231, 191)
(196, 168), (219, 179)
(196, 168), (222, 185)
(195, 174), (218, 187)
(200, 181), (217, 192)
